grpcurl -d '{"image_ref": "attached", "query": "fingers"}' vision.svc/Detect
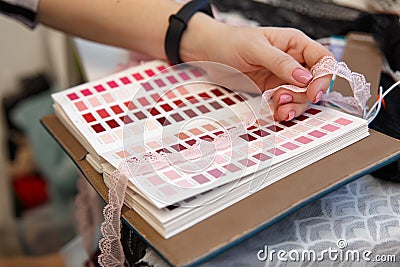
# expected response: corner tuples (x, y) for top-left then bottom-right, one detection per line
(271, 88), (308, 105)
(270, 89), (309, 121)
(256, 27), (333, 89)
(263, 27), (333, 104)
(306, 75), (332, 103)
(301, 38), (334, 69)
(295, 35), (333, 103)
(274, 102), (309, 122)
(270, 76), (332, 121)
(251, 39), (313, 88)
(269, 27), (333, 68)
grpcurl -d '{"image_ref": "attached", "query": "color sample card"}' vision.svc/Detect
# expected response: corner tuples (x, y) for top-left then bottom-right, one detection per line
(53, 60), (368, 209)
(110, 103), (367, 208)
(53, 61), (253, 167)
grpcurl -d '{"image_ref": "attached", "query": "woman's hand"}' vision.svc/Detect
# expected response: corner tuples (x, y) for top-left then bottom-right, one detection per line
(181, 18), (333, 121)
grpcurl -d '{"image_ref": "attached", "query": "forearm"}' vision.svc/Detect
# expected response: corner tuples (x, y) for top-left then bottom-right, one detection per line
(36, 0), (217, 61)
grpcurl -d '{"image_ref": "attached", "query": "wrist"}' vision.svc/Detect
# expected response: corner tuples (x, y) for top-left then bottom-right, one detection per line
(179, 12), (220, 62)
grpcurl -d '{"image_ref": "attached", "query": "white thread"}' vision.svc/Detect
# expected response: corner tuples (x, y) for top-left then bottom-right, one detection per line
(366, 80), (400, 124)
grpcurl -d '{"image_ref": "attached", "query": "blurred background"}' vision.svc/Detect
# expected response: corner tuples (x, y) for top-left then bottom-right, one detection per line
(0, 15), (82, 258)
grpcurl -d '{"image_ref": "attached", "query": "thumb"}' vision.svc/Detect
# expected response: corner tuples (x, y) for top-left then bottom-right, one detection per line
(257, 44), (313, 87)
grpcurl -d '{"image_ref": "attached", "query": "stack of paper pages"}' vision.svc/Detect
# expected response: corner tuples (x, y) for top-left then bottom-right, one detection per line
(52, 60), (369, 238)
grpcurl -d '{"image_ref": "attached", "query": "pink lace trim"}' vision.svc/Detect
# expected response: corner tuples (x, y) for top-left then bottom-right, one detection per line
(262, 56), (371, 115)
(98, 164), (129, 267)
(97, 56), (371, 265)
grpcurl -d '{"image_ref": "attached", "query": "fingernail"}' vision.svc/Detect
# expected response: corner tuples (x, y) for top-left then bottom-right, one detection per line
(286, 110), (296, 121)
(292, 68), (313, 85)
(314, 90), (323, 103)
(278, 94), (293, 104)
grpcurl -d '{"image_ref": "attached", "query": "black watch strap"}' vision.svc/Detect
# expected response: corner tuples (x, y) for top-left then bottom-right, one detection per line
(164, 0), (213, 65)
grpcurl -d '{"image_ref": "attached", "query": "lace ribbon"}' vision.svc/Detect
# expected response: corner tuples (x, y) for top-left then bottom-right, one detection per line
(97, 55), (371, 266)
(98, 164), (129, 267)
(262, 56), (371, 116)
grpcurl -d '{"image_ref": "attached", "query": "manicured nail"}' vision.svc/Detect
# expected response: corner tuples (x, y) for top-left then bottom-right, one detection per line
(286, 110), (296, 121)
(292, 68), (313, 85)
(278, 94), (293, 104)
(314, 90), (323, 103)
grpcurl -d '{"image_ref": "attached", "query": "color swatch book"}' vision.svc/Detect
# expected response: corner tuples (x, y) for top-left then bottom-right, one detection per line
(52, 60), (369, 238)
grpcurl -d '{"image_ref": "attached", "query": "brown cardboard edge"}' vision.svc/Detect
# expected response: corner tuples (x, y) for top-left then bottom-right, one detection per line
(41, 114), (87, 161)
(41, 114), (400, 266)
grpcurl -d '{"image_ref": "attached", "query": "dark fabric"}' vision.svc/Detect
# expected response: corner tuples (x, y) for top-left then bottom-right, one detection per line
(121, 223), (149, 267)
(370, 75), (400, 143)
(370, 16), (400, 183)
(211, 0), (374, 39)
(85, 224), (149, 267)
(0, 0), (36, 27)
(372, 14), (400, 72)
(369, 73), (400, 183)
